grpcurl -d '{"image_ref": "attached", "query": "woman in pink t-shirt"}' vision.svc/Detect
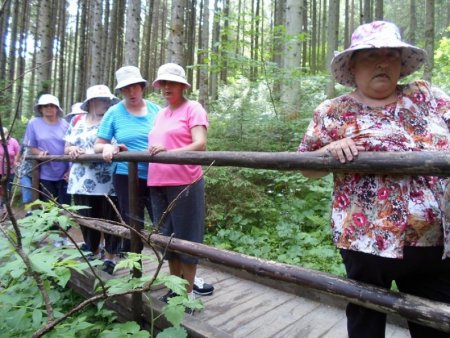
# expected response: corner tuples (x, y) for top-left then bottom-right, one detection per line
(148, 63), (209, 310)
(0, 127), (20, 214)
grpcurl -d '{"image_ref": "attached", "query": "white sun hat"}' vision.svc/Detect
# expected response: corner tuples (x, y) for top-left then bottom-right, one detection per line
(331, 21), (427, 87)
(114, 66), (148, 90)
(152, 63), (191, 88)
(33, 94), (64, 116)
(80, 85), (119, 111)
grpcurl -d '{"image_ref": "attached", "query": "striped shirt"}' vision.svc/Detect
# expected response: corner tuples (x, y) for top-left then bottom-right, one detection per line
(97, 100), (160, 179)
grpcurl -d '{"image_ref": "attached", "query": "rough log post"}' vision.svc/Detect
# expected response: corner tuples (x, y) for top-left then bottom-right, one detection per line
(31, 159), (40, 202)
(128, 161), (143, 324)
(28, 151), (450, 176)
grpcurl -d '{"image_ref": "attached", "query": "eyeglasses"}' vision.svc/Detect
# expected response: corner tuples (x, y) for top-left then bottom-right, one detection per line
(41, 104), (57, 108)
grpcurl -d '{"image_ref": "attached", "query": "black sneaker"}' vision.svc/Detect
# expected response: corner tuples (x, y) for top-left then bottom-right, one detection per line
(185, 307), (195, 315)
(159, 290), (179, 303)
(193, 277), (214, 296)
(102, 260), (116, 275)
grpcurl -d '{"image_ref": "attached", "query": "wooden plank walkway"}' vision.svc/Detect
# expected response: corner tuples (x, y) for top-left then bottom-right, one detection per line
(69, 245), (410, 338)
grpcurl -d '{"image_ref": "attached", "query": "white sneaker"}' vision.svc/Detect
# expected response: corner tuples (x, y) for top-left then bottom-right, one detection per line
(193, 277), (214, 296)
(62, 238), (73, 246)
(53, 239), (63, 248)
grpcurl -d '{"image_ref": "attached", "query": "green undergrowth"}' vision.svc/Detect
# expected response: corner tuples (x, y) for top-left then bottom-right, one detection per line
(204, 167), (345, 277)
(0, 201), (200, 337)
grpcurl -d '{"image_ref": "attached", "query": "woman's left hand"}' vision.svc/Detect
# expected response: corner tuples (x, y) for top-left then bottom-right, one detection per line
(67, 146), (85, 159)
(323, 138), (365, 163)
(149, 144), (166, 155)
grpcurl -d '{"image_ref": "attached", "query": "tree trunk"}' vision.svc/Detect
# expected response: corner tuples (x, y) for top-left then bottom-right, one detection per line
(310, 0), (317, 73)
(167, 0), (184, 64)
(141, 0), (154, 81)
(423, 0), (434, 82)
(209, 0), (220, 100)
(88, 0), (103, 86)
(185, 0), (196, 87)
(363, 0), (372, 23)
(15, 0), (30, 119)
(0, 0), (12, 83)
(149, 0), (161, 81)
(35, 0), (55, 94)
(8, 0), (19, 117)
(281, 0), (303, 115)
(220, 0), (229, 83)
(326, 0), (339, 99)
(77, 0), (88, 99)
(198, 0), (209, 110)
(374, 0), (383, 20)
(124, 0), (141, 65)
(57, 0), (67, 108)
(344, 0), (350, 49)
(410, 0), (417, 44)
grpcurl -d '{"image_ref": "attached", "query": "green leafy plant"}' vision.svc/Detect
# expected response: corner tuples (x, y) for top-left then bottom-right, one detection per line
(0, 201), (200, 337)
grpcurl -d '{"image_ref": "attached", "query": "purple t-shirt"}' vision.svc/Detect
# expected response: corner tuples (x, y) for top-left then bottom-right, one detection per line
(24, 117), (69, 180)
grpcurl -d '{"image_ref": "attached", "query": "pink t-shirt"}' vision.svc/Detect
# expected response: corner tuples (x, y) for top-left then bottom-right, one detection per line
(0, 137), (20, 175)
(148, 100), (208, 186)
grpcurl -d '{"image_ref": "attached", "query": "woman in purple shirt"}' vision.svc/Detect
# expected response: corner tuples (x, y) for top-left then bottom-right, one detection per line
(25, 94), (71, 245)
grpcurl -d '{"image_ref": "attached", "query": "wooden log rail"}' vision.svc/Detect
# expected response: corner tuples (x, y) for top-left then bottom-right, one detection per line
(28, 150), (450, 175)
(27, 151), (450, 332)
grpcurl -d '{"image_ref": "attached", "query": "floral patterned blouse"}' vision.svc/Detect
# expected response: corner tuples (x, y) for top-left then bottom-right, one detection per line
(65, 114), (115, 195)
(298, 80), (450, 259)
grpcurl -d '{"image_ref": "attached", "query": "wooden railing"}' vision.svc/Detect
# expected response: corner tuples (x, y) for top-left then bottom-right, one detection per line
(28, 151), (450, 332)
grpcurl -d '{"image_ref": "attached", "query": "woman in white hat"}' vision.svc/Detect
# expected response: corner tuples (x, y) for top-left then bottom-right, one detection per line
(148, 63), (211, 310)
(25, 96), (70, 200)
(24, 94), (70, 245)
(299, 21), (450, 337)
(94, 66), (160, 255)
(65, 85), (121, 273)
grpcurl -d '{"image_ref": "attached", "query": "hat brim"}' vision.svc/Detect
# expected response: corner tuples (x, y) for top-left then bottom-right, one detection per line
(152, 74), (191, 89)
(331, 44), (427, 87)
(33, 104), (64, 117)
(80, 96), (120, 111)
(115, 79), (148, 91)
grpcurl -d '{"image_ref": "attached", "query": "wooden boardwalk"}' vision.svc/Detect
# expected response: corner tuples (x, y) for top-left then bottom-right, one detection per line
(69, 245), (410, 338)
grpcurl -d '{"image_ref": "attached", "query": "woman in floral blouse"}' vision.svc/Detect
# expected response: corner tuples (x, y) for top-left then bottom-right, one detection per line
(299, 21), (450, 338)
(65, 85), (120, 274)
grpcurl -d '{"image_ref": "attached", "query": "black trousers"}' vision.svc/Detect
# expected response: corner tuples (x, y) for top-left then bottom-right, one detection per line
(341, 247), (450, 338)
(73, 194), (121, 255)
(113, 174), (152, 253)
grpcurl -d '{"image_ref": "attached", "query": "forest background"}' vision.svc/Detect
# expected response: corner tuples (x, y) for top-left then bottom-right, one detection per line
(2, 0), (450, 276)
(2, 0), (450, 336)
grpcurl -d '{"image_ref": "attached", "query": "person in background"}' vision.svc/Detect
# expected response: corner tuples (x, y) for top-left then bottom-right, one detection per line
(16, 143), (33, 217)
(94, 66), (160, 255)
(65, 102), (85, 123)
(65, 85), (121, 274)
(298, 21), (450, 338)
(24, 94), (71, 246)
(0, 127), (20, 215)
(148, 63), (213, 311)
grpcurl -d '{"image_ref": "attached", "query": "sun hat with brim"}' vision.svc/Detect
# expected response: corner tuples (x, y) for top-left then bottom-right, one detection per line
(33, 94), (64, 116)
(331, 21), (427, 87)
(114, 66), (148, 90)
(152, 63), (191, 88)
(80, 85), (119, 111)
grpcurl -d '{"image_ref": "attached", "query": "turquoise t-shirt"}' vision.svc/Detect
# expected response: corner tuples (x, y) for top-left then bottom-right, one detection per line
(97, 100), (160, 179)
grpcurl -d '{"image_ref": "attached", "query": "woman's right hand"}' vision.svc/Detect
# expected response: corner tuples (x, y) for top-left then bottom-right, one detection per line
(323, 138), (365, 163)
(102, 144), (127, 162)
(67, 146), (85, 159)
